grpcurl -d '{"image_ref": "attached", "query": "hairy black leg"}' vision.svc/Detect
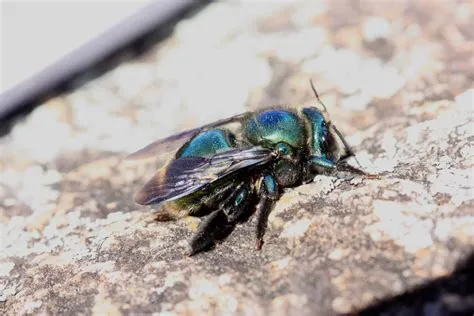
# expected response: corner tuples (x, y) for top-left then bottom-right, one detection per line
(188, 209), (228, 256)
(212, 181), (256, 242)
(188, 181), (253, 255)
(255, 174), (279, 250)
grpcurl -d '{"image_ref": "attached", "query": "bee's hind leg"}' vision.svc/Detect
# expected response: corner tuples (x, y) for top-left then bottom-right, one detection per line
(187, 209), (229, 256)
(187, 182), (254, 256)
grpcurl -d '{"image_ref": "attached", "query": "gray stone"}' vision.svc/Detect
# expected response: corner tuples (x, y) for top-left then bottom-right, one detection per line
(1, 1), (473, 315)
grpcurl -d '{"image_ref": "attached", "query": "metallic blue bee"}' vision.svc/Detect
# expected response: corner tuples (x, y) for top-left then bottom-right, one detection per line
(129, 82), (366, 255)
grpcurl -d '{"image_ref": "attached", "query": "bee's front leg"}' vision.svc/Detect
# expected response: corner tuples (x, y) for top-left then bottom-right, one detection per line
(335, 161), (380, 179)
(310, 156), (336, 170)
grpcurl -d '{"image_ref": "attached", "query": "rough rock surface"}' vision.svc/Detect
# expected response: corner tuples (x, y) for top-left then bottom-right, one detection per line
(1, 1), (473, 315)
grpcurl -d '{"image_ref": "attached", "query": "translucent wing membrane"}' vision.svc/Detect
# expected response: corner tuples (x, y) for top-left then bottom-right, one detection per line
(126, 113), (250, 160)
(135, 146), (274, 205)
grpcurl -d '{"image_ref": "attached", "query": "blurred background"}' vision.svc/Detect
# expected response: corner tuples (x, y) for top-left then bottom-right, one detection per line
(1, 1), (473, 315)
(0, 0), (198, 134)
(1, 1), (151, 93)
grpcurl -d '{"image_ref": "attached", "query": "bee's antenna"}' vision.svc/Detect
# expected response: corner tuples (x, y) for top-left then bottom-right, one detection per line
(344, 149), (363, 169)
(333, 125), (362, 168)
(310, 79), (327, 112)
(352, 154), (363, 169)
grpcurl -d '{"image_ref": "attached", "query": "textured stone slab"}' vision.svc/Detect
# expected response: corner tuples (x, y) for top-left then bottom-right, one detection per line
(1, 1), (473, 315)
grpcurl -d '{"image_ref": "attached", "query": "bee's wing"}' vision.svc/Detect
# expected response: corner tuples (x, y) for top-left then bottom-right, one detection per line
(134, 146), (274, 205)
(126, 112), (250, 160)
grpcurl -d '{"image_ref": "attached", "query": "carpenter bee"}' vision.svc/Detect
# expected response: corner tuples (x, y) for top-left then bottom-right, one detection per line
(128, 81), (368, 255)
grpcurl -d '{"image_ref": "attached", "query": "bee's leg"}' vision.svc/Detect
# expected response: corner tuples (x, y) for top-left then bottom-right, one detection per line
(336, 161), (380, 179)
(222, 182), (253, 223)
(188, 208), (228, 256)
(188, 182), (253, 256)
(310, 156), (336, 170)
(255, 174), (279, 250)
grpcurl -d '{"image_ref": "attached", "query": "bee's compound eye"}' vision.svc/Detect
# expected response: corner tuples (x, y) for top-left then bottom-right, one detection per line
(276, 143), (291, 156)
(319, 122), (330, 153)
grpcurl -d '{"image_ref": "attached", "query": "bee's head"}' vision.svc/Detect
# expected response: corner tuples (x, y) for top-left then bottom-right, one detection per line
(302, 81), (354, 165)
(302, 107), (343, 161)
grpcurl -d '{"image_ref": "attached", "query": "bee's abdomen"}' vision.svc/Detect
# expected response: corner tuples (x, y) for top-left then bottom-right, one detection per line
(176, 129), (236, 158)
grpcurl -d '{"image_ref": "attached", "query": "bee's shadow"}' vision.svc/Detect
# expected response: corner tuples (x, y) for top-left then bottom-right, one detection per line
(357, 250), (474, 315)
(152, 196), (260, 255)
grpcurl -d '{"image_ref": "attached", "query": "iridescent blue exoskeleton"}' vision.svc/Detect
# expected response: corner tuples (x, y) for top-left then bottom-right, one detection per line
(128, 82), (366, 255)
